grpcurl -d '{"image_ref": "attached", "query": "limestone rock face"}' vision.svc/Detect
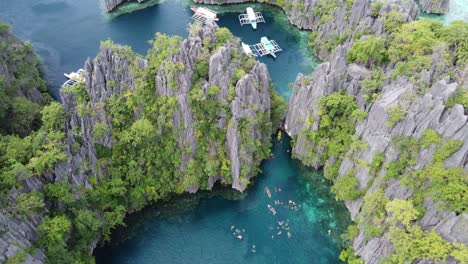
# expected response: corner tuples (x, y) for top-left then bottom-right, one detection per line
(0, 30), (46, 103)
(59, 21), (273, 193)
(286, 21), (468, 264)
(104, 0), (145, 12)
(194, 0), (419, 60)
(419, 0), (449, 14)
(1, 21), (275, 263)
(0, 178), (47, 264)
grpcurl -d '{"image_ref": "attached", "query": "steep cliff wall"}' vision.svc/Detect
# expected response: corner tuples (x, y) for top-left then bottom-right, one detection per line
(194, 0), (419, 60)
(285, 7), (468, 264)
(0, 22), (282, 263)
(60, 22), (275, 193)
(419, 0), (449, 14)
(193, 0), (466, 262)
(0, 24), (52, 137)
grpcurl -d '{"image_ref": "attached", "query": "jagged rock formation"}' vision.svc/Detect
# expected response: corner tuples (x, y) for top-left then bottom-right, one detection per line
(284, 0), (467, 262)
(419, 0), (449, 14)
(104, 0), (145, 12)
(194, 0), (419, 60)
(59, 21), (274, 193)
(286, 48), (468, 264)
(0, 24), (49, 264)
(0, 178), (47, 264)
(0, 29), (46, 103)
(193, 0), (467, 262)
(0, 21), (278, 263)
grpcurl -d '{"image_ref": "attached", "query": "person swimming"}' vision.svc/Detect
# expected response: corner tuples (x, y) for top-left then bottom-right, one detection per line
(237, 235), (243, 240)
(252, 245), (256, 252)
(328, 229), (332, 236)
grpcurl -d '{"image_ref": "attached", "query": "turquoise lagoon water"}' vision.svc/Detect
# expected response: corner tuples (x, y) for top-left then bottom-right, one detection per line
(1, 0), (464, 263)
(94, 137), (351, 264)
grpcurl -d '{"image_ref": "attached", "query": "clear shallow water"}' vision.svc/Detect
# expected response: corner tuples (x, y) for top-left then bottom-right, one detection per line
(94, 137), (351, 264)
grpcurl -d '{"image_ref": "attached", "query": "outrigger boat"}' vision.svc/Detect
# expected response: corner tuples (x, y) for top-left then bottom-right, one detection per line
(239, 7), (265, 29)
(261, 37), (277, 58)
(62, 69), (85, 87)
(267, 204), (277, 215)
(191, 6), (219, 23)
(265, 187), (272, 198)
(64, 69), (85, 80)
(247, 37), (283, 58)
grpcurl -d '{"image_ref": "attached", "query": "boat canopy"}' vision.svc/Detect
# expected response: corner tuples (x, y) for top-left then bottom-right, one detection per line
(197, 7), (217, 20)
(246, 7), (256, 22)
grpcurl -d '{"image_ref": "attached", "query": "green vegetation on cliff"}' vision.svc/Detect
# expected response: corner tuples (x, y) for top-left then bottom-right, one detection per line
(348, 19), (467, 88)
(1, 24), (285, 263)
(0, 20), (51, 137)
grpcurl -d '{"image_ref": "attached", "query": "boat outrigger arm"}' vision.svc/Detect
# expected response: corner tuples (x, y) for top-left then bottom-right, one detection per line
(243, 37), (283, 58)
(239, 7), (265, 29)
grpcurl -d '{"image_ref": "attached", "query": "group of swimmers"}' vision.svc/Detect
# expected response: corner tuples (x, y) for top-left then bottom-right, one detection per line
(230, 225), (245, 240)
(270, 220), (292, 239)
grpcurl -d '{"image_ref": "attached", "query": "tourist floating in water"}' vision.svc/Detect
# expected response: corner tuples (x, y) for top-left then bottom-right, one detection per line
(251, 245), (256, 252)
(230, 225), (235, 230)
(287, 231), (292, 238)
(237, 235), (243, 240)
(265, 187), (272, 198)
(328, 229), (332, 236)
(267, 204), (277, 215)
